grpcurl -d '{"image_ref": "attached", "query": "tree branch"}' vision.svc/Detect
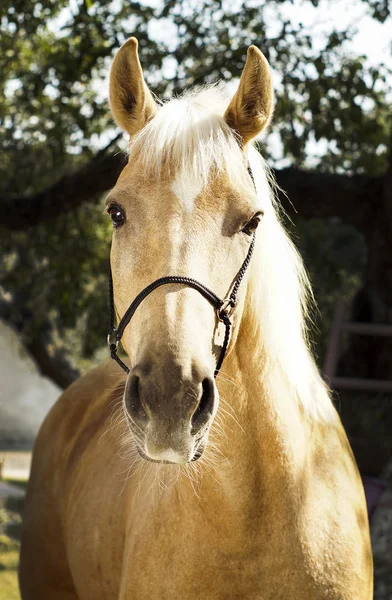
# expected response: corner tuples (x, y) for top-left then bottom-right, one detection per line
(275, 168), (382, 232)
(0, 149), (383, 233)
(0, 300), (80, 389)
(0, 148), (127, 230)
(24, 338), (80, 390)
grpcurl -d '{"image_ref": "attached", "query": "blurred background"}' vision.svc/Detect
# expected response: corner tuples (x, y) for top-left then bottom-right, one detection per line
(0, 0), (391, 597)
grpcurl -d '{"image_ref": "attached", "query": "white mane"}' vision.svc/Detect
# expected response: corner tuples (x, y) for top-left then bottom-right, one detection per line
(247, 146), (335, 423)
(128, 86), (250, 188)
(128, 86), (335, 423)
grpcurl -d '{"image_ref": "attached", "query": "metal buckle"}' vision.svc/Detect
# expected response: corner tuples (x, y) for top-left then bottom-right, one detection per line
(107, 330), (119, 349)
(216, 298), (235, 321)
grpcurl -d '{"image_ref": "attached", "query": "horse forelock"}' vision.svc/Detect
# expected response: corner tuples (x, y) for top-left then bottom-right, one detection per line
(127, 85), (248, 187)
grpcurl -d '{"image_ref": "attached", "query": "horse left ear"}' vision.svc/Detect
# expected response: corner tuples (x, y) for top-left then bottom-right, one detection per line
(224, 46), (274, 145)
(109, 37), (157, 136)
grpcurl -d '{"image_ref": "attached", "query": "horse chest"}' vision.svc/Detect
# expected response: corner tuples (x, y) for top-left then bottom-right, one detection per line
(120, 533), (270, 599)
(117, 503), (312, 600)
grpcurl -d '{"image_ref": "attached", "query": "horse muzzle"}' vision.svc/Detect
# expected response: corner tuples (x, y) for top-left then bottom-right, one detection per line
(123, 359), (217, 464)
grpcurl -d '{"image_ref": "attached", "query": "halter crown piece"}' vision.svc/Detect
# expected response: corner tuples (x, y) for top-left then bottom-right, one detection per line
(107, 166), (257, 378)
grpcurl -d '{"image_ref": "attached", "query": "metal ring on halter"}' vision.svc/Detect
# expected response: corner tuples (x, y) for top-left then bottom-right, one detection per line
(107, 330), (119, 349)
(216, 298), (235, 321)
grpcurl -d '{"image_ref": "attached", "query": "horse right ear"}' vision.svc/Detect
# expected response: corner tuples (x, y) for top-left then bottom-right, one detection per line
(109, 37), (157, 136)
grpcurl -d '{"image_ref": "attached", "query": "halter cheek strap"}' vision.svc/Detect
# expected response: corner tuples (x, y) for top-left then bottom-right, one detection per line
(108, 166), (257, 378)
(108, 236), (255, 377)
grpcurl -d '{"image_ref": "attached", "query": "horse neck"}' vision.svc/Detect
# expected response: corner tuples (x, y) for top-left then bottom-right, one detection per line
(209, 298), (311, 497)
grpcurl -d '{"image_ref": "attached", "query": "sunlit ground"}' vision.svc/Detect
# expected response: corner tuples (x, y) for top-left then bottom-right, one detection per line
(0, 536), (20, 600)
(0, 480), (25, 600)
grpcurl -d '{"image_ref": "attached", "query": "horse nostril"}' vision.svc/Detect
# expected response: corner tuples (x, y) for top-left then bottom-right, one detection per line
(124, 373), (147, 422)
(191, 377), (215, 434)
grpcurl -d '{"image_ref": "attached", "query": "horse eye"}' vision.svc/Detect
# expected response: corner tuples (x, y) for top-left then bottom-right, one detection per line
(108, 205), (125, 227)
(242, 211), (263, 236)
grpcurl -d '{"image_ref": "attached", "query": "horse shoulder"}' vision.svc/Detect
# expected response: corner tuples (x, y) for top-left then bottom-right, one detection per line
(32, 361), (124, 481)
(20, 362), (127, 599)
(300, 414), (373, 598)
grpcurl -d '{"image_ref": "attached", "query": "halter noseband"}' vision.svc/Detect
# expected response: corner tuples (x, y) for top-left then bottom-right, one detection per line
(107, 167), (256, 378)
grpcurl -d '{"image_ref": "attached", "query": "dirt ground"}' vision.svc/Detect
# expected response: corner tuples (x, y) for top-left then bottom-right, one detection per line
(372, 461), (392, 600)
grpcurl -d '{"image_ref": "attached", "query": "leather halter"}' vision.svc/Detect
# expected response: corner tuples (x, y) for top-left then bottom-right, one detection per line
(107, 167), (257, 378)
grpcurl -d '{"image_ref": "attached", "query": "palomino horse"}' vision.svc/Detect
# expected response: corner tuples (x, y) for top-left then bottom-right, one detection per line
(20, 39), (372, 599)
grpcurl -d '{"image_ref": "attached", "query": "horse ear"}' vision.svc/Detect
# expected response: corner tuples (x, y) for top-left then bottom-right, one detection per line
(224, 46), (274, 145)
(109, 37), (157, 136)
